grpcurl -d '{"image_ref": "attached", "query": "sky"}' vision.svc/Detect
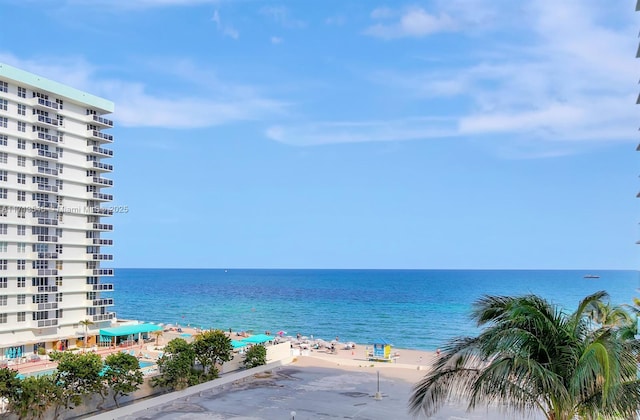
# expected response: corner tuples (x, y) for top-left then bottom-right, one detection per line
(0, 0), (638, 269)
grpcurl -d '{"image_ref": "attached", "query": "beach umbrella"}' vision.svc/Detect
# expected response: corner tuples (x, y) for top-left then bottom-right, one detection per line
(277, 331), (286, 336)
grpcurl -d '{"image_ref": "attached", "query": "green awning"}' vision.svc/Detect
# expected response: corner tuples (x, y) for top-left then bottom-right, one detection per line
(99, 323), (162, 337)
(231, 340), (247, 349)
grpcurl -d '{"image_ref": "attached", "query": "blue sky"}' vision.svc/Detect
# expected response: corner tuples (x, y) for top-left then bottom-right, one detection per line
(1, 0), (638, 269)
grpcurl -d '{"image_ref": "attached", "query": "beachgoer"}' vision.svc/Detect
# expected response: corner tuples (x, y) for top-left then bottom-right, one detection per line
(436, 348), (441, 356)
(335, 336), (339, 342)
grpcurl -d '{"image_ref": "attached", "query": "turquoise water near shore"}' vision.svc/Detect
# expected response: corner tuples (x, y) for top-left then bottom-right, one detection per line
(112, 269), (639, 350)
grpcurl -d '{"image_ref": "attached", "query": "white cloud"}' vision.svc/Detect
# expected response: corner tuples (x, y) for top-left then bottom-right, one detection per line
(265, 117), (458, 146)
(364, 7), (456, 39)
(325, 15), (346, 26)
(260, 6), (305, 28)
(0, 53), (286, 129)
(270, 36), (283, 45)
(212, 10), (239, 39)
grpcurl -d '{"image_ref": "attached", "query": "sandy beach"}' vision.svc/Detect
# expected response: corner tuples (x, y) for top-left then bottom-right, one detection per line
(84, 330), (544, 419)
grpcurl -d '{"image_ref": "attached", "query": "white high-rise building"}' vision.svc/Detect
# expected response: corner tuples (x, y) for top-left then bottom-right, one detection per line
(0, 63), (114, 358)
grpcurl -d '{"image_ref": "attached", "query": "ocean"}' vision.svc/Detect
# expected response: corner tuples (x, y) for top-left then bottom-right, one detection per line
(112, 269), (639, 351)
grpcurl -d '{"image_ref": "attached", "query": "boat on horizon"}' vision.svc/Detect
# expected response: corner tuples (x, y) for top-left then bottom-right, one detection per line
(583, 274), (600, 279)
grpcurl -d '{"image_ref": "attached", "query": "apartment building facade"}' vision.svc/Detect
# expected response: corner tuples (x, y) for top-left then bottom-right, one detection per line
(0, 63), (114, 358)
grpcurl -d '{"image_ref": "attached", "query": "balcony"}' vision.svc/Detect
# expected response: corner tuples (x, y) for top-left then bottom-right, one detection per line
(92, 254), (113, 261)
(93, 268), (114, 276)
(37, 166), (58, 176)
(90, 130), (113, 143)
(89, 207), (113, 216)
(92, 313), (115, 322)
(37, 302), (58, 311)
(37, 132), (58, 143)
(38, 269), (58, 276)
(37, 115), (59, 127)
(37, 218), (58, 226)
(92, 238), (113, 246)
(91, 146), (113, 157)
(92, 223), (113, 231)
(37, 285), (58, 293)
(37, 201), (58, 209)
(37, 319), (58, 328)
(91, 176), (113, 187)
(91, 114), (113, 128)
(92, 192), (113, 201)
(92, 298), (114, 307)
(37, 184), (58, 193)
(92, 161), (113, 171)
(33, 98), (60, 111)
(37, 149), (58, 160)
(92, 283), (114, 291)
(37, 252), (58, 259)
(37, 235), (58, 243)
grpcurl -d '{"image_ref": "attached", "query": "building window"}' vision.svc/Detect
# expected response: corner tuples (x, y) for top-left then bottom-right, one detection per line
(0, 243), (6, 253)
(17, 121), (26, 132)
(0, 189), (7, 199)
(55, 293), (62, 303)
(56, 99), (63, 109)
(17, 208), (25, 219)
(0, 99), (7, 111)
(17, 156), (25, 167)
(0, 171), (6, 182)
(0, 277), (6, 288)
(17, 243), (25, 253)
(0, 117), (7, 128)
(17, 104), (26, 116)
(56, 276), (62, 286)
(55, 260), (63, 270)
(0, 314), (6, 323)
(58, 212), (63, 222)
(0, 153), (7, 164)
(17, 312), (25, 322)
(55, 244), (63, 254)
(17, 259), (25, 270)
(56, 163), (63, 174)
(17, 294), (25, 304)
(0, 82), (7, 93)
(17, 139), (25, 150)
(17, 191), (25, 202)
(17, 225), (25, 236)
(0, 225), (6, 235)
(0, 296), (6, 306)
(17, 277), (25, 287)
(17, 173), (25, 184)
(56, 179), (63, 190)
(0, 207), (6, 217)
(17, 87), (26, 98)
(0, 136), (6, 147)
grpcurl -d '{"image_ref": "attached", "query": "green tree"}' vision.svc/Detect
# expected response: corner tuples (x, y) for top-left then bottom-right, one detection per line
(103, 352), (144, 407)
(10, 375), (62, 420)
(50, 351), (105, 412)
(409, 291), (640, 420)
(0, 367), (21, 417)
(192, 329), (233, 379)
(243, 344), (266, 369)
(153, 338), (198, 391)
(79, 319), (95, 352)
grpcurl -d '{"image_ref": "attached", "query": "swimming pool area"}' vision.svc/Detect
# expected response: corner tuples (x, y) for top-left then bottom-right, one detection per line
(17, 359), (157, 378)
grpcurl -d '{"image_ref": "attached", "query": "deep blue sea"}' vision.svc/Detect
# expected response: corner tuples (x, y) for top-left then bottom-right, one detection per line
(112, 269), (639, 351)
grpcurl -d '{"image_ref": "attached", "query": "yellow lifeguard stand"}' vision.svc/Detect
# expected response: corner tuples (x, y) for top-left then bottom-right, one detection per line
(368, 339), (395, 362)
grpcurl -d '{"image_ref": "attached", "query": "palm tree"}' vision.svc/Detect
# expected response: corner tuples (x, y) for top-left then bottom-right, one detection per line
(79, 319), (94, 353)
(152, 330), (163, 348)
(409, 291), (640, 420)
